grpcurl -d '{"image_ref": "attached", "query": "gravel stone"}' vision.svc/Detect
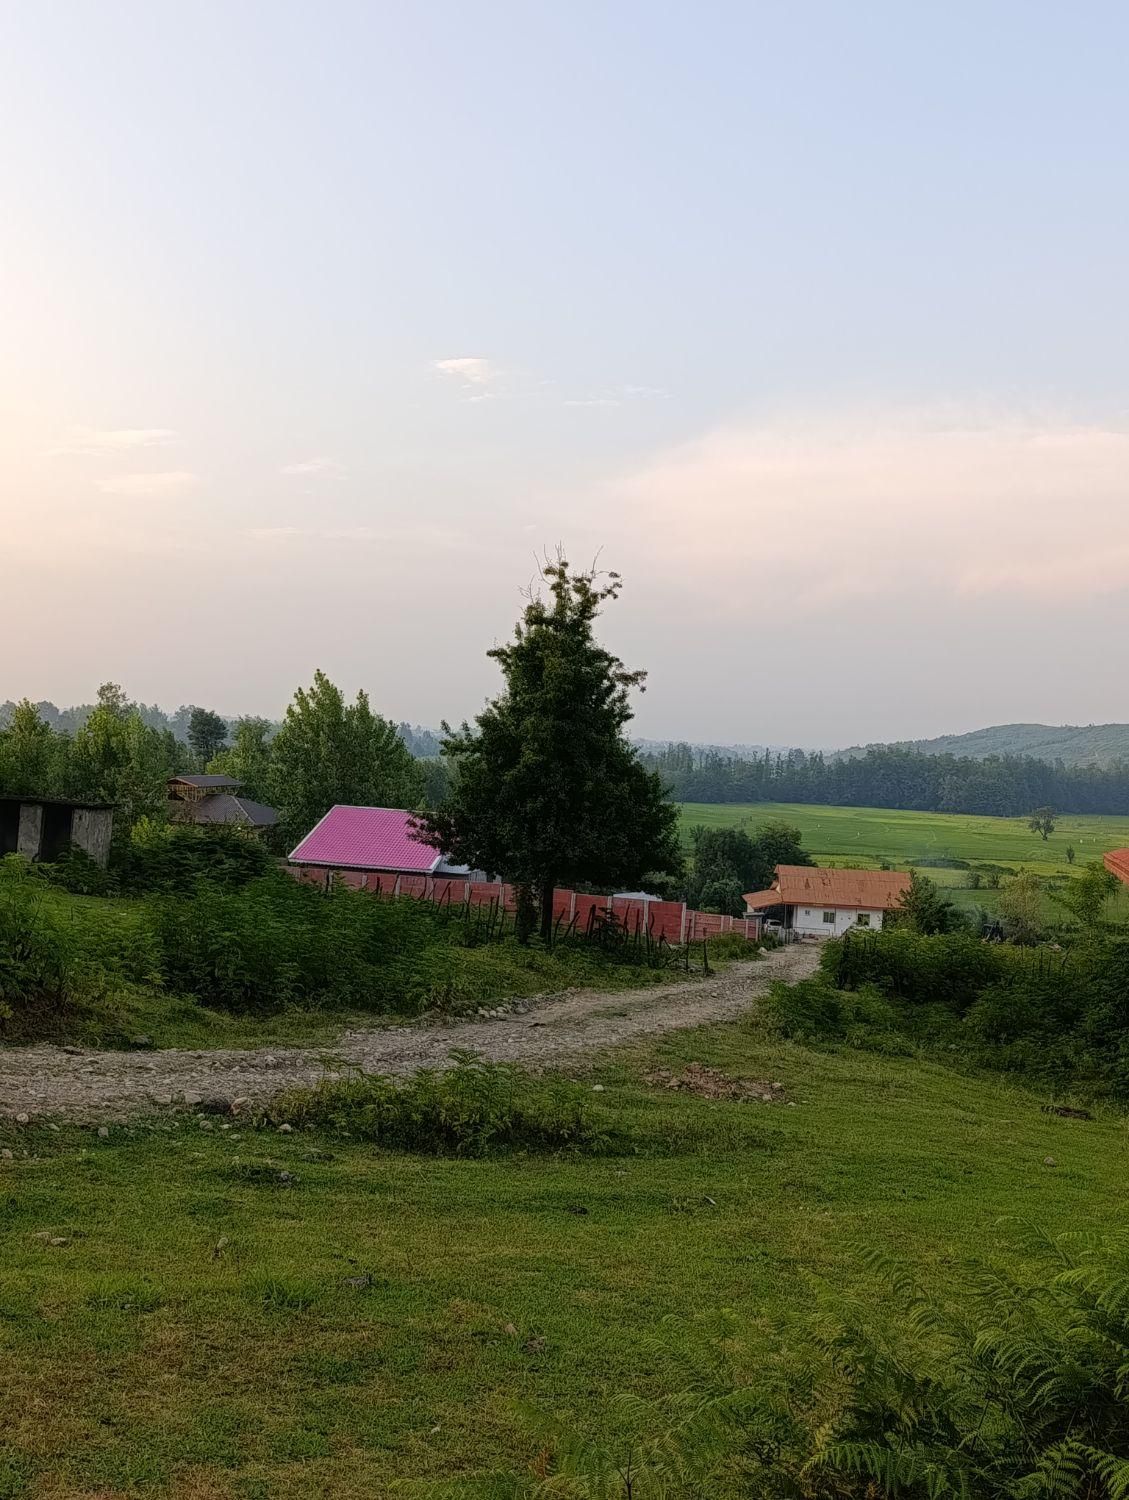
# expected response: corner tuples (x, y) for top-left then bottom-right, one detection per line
(0, 948), (819, 1123)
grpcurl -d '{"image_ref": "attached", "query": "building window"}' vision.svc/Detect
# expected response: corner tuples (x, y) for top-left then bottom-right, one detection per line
(822, 910), (836, 924)
(856, 912), (872, 927)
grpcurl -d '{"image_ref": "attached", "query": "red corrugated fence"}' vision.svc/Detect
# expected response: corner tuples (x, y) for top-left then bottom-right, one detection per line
(287, 865), (761, 944)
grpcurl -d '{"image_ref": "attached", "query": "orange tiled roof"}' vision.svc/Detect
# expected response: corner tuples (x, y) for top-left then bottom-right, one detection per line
(743, 888), (784, 909)
(1105, 848), (1129, 886)
(745, 865), (912, 911)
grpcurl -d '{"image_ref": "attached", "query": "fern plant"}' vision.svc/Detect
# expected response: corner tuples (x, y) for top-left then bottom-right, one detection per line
(412, 1236), (1129, 1499)
(793, 1233), (1129, 1498)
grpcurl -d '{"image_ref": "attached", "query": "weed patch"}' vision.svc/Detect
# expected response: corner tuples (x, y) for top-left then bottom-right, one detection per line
(266, 1054), (618, 1156)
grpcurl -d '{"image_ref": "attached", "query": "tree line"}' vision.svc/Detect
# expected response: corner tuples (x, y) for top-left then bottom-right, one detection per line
(642, 741), (1129, 816)
(0, 676), (427, 848)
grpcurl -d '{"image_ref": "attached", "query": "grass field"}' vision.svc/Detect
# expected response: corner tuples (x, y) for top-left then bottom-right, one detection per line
(679, 800), (1129, 876)
(1, 1021), (1126, 1496)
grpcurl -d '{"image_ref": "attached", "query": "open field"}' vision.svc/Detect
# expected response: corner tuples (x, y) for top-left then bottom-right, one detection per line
(679, 799), (1129, 875)
(1, 1020), (1125, 1497)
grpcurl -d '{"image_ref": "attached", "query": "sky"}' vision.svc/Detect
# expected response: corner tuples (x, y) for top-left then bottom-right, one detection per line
(2, 1), (1128, 749)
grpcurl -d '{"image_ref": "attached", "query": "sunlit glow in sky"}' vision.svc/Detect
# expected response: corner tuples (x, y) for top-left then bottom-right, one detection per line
(2, 2), (1127, 745)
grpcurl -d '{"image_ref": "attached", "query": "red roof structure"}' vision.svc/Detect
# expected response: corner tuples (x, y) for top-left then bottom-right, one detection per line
(288, 806), (444, 873)
(744, 864), (911, 910)
(1104, 848), (1129, 886)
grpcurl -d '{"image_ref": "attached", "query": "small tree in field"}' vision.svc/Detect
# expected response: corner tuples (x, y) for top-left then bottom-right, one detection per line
(1066, 843), (1076, 865)
(1028, 805), (1056, 841)
(415, 558), (682, 941)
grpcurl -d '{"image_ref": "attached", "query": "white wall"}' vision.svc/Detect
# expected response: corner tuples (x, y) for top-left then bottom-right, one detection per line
(792, 905), (886, 937)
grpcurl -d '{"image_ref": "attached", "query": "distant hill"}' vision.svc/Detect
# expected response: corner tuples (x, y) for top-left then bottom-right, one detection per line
(838, 723), (1129, 769)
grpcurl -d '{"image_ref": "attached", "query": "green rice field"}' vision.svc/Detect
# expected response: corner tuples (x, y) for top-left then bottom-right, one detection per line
(678, 800), (1129, 876)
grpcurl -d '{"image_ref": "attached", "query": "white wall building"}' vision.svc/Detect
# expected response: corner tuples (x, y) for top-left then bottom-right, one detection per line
(744, 864), (912, 939)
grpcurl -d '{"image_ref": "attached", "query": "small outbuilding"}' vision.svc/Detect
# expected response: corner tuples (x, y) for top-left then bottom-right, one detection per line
(167, 775), (278, 833)
(0, 795), (114, 867)
(744, 864), (911, 938)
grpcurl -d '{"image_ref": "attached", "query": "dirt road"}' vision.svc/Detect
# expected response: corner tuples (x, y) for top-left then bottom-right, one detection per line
(0, 944), (821, 1121)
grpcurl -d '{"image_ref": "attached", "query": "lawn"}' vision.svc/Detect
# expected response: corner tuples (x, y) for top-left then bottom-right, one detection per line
(2, 1023), (1126, 1497)
(679, 799), (1129, 875)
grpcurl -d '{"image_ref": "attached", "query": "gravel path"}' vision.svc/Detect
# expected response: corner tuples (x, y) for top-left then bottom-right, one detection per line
(0, 945), (821, 1122)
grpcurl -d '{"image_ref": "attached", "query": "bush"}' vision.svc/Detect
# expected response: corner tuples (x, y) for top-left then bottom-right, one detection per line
(822, 928), (1007, 1011)
(763, 976), (910, 1053)
(116, 820), (272, 893)
(773, 1235), (1129, 1498)
(807, 930), (1129, 1098)
(153, 878), (302, 1013)
(0, 857), (90, 1024)
(37, 845), (117, 896)
(266, 1054), (614, 1156)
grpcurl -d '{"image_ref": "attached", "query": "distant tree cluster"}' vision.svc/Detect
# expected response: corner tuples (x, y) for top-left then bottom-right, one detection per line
(0, 675), (430, 850)
(684, 822), (812, 915)
(642, 742), (1129, 818)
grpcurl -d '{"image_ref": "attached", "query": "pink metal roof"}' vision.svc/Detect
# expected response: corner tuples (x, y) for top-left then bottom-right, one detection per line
(288, 806), (442, 872)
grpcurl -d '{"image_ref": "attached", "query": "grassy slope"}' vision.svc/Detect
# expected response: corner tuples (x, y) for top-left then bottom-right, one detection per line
(2, 1022), (1126, 1496)
(679, 799), (1129, 874)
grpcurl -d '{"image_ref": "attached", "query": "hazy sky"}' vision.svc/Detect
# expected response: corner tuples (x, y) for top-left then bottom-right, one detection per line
(3, 2), (1128, 748)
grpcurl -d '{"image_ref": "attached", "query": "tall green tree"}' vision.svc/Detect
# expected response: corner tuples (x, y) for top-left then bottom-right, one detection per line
(269, 671), (423, 845)
(416, 559), (682, 941)
(209, 716), (274, 802)
(1058, 858), (1119, 931)
(896, 869), (966, 934)
(0, 700), (62, 796)
(187, 707), (228, 766)
(69, 704), (183, 826)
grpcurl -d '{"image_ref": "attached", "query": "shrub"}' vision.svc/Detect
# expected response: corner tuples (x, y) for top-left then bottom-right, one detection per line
(780, 1235), (1129, 1498)
(152, 878), (303, 1013)
(267, 1054), (614, 1156)
(808, 930), (1129, 1097)
(822, 928), (1007, 1011)
(37, 845), (118, 896)
(763, 976), (909, 1052)
(0, 857), (89, 1024)
(116, 820), (272, 893)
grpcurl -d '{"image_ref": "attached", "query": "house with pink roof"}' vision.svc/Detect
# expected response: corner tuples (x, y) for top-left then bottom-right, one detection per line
(288, 805), (471, 876)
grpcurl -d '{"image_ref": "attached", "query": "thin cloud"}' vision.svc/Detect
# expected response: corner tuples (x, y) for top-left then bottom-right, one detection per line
(95, 470), (198, 497)
(434, 357), (500, 390)
(244, 522), (475, 550)
(594, 409), (1129, 609)
(563, 383), (669, 409)
(280, 456), (342, 476)
(57, 427), (178, 455)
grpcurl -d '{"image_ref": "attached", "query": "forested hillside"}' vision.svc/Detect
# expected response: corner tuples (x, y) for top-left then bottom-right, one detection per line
(644, 742), (1129, 816)
(838, 720), (1129, 767)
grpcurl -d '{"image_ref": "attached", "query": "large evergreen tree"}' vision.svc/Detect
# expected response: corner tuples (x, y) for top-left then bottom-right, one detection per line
(416, 559), (682, 941)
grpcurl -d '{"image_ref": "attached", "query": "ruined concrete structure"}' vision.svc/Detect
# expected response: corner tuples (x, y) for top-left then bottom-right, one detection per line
(0, 796), (114, 867)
